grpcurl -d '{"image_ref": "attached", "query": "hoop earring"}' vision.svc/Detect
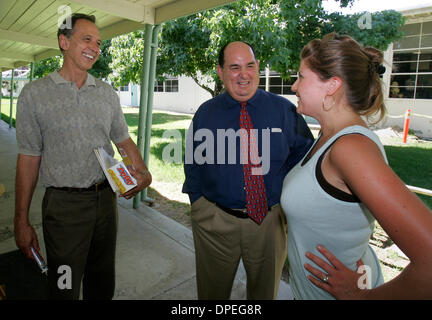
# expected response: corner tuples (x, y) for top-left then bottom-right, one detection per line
(322, 95), (335, 112)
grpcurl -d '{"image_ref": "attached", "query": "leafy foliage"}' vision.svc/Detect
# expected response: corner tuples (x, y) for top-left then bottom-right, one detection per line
(33, 55), (63, 79)
(109, 32), (146, 86)
(109, 0), (405, 97)
(323, 10), (406, 50)
(89, 39), (113, 80)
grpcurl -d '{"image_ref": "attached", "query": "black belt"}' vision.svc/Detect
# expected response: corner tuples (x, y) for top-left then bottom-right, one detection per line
(215, 202), (272, 219)
(215, 203), (249, 219)
(48, 180), (110, 193)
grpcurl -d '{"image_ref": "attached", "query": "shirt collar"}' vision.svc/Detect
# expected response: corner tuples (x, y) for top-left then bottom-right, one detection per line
(49, 71), (96, 88)
(222, 89), (262, 109)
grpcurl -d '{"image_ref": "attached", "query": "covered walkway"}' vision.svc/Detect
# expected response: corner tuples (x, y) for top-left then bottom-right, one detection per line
(0, 120), (293, 300)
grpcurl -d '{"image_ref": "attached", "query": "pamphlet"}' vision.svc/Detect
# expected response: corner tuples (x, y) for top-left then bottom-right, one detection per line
(94, 147), (137, 194)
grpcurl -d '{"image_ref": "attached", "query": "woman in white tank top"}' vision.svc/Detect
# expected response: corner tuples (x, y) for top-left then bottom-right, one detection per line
(281, 33), (432, 299)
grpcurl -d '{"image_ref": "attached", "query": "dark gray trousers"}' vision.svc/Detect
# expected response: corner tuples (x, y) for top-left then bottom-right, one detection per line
(42, 187), (118, 300)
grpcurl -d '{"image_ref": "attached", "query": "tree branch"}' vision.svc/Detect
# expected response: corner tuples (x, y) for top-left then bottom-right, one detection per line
(189, 74), (216, 97)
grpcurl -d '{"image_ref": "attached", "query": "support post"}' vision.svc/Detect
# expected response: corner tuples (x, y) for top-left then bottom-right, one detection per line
(134, 24), (153, 209)
(141, 24), (161, 203)
(9, 69), (14, 128)
(0, 70), (3, 120)
(30, 62), (34, 82)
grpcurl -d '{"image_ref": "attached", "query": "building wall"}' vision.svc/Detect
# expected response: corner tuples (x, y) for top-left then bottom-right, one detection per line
(118, 73), (432, 137)
(152, 76), (212, 114)
(379, 8), (432, 138)
(118, 88), (131, 106)
(381, 42), (432, 138)
(382, 99), (432, 137)
(1, 78), (28, 97)
(118, 76), (212, 114)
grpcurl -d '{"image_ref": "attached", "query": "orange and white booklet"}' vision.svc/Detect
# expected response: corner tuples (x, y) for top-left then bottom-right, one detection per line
(94, 147), (137, 194)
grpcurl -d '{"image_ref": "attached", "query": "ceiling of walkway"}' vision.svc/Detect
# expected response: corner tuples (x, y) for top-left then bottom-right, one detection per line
(0, 0), (236, 71)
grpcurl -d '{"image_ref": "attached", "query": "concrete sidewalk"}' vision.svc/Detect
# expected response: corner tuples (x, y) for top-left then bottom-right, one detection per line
(0, 120), (293, 300)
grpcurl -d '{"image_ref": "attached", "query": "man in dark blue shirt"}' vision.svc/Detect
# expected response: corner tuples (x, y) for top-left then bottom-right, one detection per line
(182, 41), (313, 299)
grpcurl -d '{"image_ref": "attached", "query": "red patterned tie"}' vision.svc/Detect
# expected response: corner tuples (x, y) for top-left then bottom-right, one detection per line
(239, 101), (268, 224)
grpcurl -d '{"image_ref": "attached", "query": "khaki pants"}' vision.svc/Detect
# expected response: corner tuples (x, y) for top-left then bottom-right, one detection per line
(42, 187), (118, 300)
(191, 196), (287, 300)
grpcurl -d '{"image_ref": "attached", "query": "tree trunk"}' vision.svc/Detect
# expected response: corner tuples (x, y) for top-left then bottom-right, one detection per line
(213, 80), (224, 98)
(190, 74), (215, 97)
(190, 75), (224, 98)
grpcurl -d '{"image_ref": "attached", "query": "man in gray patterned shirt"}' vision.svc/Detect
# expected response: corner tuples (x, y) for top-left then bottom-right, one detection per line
(14, 13), (152, 299)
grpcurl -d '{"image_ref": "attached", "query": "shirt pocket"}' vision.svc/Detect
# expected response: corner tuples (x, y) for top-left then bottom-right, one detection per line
(269, 128), (290, 163)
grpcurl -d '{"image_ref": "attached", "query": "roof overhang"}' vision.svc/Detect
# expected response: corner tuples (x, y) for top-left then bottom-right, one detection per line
(400, 5), (432, 23)
(0, 0), (236, 71)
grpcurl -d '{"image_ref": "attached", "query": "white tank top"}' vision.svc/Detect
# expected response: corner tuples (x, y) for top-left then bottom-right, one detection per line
(281, 125), (386, 300)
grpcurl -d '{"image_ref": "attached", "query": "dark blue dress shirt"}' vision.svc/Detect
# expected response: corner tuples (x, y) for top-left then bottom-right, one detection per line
(182, 89), (314, 208)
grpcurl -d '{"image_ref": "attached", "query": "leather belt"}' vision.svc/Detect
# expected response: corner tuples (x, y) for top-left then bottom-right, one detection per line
(48, 180), (110, 193)
(215, 203), (249, 219)
(215, 202), (272, 219)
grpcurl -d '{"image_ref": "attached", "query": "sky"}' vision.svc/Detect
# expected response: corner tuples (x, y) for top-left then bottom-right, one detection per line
(322, 0), (432, 14)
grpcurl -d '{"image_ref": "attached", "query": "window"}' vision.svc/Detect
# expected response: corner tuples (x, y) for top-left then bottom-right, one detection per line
(154, 80), (164, 92)
(258, 71), (297, 95)
(390, 21), (432, 99)
(165, 78), (179, 92)
(154, 77), (178, 92)
(120, 85), (129, 92)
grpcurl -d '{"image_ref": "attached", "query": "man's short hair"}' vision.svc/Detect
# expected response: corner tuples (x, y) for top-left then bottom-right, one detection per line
(57, 13), (96, 52)
(218, 41), (256, 68)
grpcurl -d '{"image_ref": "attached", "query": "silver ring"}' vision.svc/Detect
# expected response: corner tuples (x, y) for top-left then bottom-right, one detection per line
(323, 275), (329, 283)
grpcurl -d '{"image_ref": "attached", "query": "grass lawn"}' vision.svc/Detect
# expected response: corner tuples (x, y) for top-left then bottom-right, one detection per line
(121, 108), (192, 183)
(385, 143), (432, 208)
(121, 108), (193, 205)
(0, 98), (17, 127)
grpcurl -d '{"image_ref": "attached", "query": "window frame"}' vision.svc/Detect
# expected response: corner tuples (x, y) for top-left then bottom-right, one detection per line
(154, 76), (179, 93)
(390, 21), (432, 100)
(258, 70), (297, 95)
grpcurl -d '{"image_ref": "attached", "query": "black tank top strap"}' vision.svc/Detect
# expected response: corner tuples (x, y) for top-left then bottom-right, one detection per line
(315, 134), (361, 203)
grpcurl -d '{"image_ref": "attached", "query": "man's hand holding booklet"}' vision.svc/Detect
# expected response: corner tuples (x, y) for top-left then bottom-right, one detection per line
(94, 147), (137, 194)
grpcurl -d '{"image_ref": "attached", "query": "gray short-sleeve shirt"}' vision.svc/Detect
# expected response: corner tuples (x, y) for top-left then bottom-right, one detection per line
(16, 71), (130, 188)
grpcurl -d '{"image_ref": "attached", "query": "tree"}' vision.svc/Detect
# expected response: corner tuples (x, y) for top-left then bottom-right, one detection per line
(89, 39), (113, 80)
(33, 55), (63, 79)
(110, 0), (283, 96)
(33, 39), (113, 80)
(109, 30), (146, 87)
(323, 10), (406, 51)
(109, 0), (405, 97)
(272, 1), (405, 75)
